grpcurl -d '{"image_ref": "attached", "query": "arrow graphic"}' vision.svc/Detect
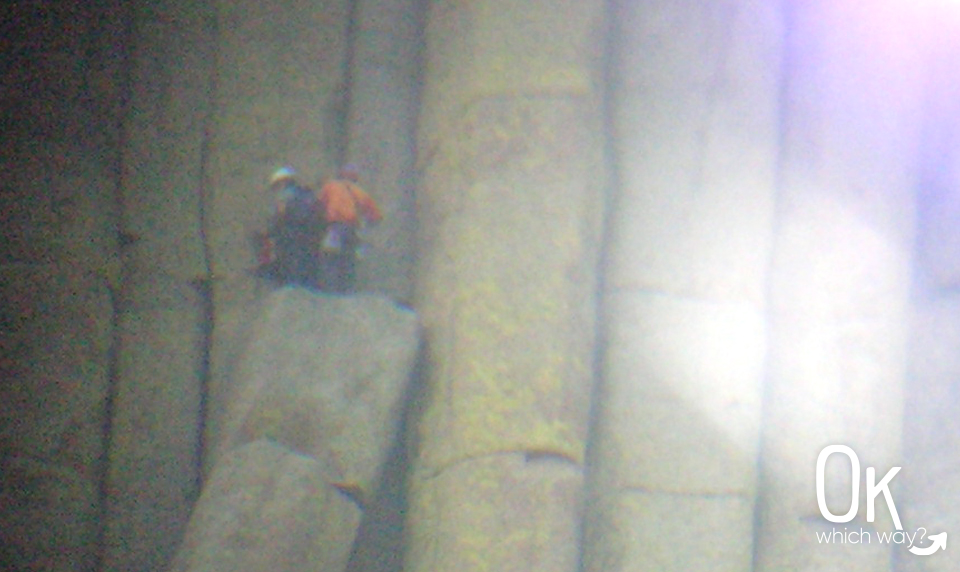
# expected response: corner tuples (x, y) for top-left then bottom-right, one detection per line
(909, 532), (947, 556)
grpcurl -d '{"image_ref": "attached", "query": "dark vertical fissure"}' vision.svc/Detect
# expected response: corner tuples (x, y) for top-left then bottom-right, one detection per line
(578, 1), (622, 571)
(94, 1), (136, 571)
(404, 0), (431, 306)
(192, 1), (222, 497)
(342, 0), (430, 569)
(751, 1), (794, 569)
(95, 281), (123, 572)
(335, 0), (363, 168)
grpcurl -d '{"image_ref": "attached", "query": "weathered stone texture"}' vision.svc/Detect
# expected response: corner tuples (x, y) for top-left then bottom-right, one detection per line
(417, 0), (603, 153)
(409, 2), (607, 571)
(103, 2), (213, 569)
(169, 439), (362, 572)
(216, 289), (420, 500)
(103, 297), (205, 572)
(10, 2), (960, 572)
(755, 3), (926, 571)
(175, 290), (418, 572)
(585, 491), (754, 572)
(203, 0), (353, 482)
(343, 0), (424, 301)
(603, 0), (782, 304)
(1, 3), (126, 570)
(0, 265), (113, 572)
(415, 95), (604, 472)
(407, 453), (582, 572)
(584, 2), (781, 571)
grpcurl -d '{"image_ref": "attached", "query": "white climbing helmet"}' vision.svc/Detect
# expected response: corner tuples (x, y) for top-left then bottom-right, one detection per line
(269, 166), (296, 186)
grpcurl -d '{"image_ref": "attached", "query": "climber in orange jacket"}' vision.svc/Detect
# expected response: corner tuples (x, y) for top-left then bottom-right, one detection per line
(316, 163), (383, 292)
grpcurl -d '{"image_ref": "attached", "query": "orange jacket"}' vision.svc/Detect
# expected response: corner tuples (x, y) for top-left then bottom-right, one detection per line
(317, 180), (383, 226)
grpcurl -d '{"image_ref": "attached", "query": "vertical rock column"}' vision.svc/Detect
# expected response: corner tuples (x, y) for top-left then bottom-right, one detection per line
(755, 3), (926, 571)
(342, 0), (425, 301)
(0, 1), (126, 570)
(409, 1), (608, 571)
(103, 2), (212, 570)
(171, 291), (421, 572)
(583, 3), (782, 571)
(901, 8), (960, 572)
(0, 267), (114, 572)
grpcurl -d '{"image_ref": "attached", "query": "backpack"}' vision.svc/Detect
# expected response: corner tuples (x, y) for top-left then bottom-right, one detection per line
(281, 185), (321, 228)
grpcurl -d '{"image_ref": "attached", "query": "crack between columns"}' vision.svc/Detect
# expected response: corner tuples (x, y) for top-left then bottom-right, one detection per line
(581, 23), (617, 572)
(752, 2), (794, 571)
(191, 0), (221, 501)
(615, 485), (754, 501)
(336, 0), (362, 167)
(416, 448), (583, 482)
(93, 1), (135, 569)
(579, 1), (622, 571)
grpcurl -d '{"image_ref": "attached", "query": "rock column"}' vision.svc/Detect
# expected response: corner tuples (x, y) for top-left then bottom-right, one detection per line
(901, 6), (960, 572)
(755, 3), (926, 571)
(342, 0), (425, 301)
(0, 1), (126, 570)
(409, 1), (609, 571)
(171, 290), (421, 572)
(102, 2), (212, 570)
(583, 2), (783, 570)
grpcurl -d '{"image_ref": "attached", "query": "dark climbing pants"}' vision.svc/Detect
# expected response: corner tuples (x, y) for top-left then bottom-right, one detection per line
(320, 223), (359, 293)
(275, 226), (322, 288)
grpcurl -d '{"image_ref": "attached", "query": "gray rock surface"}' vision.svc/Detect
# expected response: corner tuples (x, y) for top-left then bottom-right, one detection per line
(0, 264), (113, 571)
(583, 4), (780, 571)
(216, 288), (420, 501)
(172, 289), (419, 572)
(169, 439), (362, 572)
(755, 4), (923, 572)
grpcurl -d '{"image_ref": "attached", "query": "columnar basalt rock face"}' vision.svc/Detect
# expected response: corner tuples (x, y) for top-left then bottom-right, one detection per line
(101, 3), (212, 570)
(216, 289), (421, 499)
(0, 266), (114, 572)
(409, 1), (609, 571)
(9, 1), (960, 572)
(168, 439), (363, 572)
(343, 0), (424, 302)
(104, 0), (365, 569)
(584, 2), (782, 571)
(755, 3), (927, 571)
(173, 289), (420, 572)
(902, 10), (960, 572)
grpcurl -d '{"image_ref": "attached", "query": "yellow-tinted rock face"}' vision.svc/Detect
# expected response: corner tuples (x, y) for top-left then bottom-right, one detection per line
(409, 3), (608, 572)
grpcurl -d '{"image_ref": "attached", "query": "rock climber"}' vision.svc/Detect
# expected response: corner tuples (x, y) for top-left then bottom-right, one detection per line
(262, 166), (325, 288)
(316, 163), (383, 292)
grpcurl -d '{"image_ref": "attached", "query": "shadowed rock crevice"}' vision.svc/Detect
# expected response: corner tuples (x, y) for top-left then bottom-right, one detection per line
(344, 342), (427, 572)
